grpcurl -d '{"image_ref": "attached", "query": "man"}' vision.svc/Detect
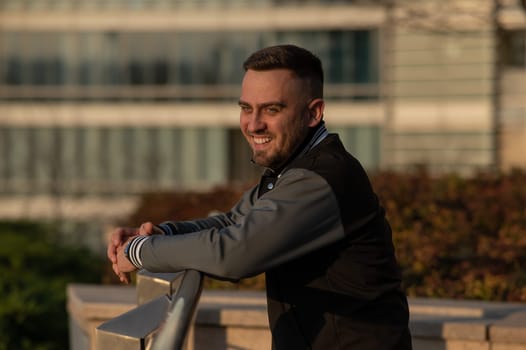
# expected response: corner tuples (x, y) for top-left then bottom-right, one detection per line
(108, 44), (412, 349)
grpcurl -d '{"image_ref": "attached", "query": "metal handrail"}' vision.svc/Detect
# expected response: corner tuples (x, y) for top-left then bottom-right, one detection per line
(152, 269), (204, 350)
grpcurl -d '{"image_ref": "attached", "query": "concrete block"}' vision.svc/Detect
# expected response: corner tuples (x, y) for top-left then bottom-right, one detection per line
(490, 311), (526, 344)
(491, 344), (526, 350)
(410, 317), (489, 341)
(193, 290), (270, 350)
(67, 284), (136, 350)
(193, 325), (271, 350)
(136, 269), (183, 305)
(413, 338), (490, 350)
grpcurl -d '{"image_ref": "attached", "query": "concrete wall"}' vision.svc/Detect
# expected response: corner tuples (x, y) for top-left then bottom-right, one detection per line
(67, 284), (526, 350)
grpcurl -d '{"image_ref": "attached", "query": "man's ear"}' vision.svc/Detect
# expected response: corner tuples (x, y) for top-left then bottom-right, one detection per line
(307, 98), (325, 127)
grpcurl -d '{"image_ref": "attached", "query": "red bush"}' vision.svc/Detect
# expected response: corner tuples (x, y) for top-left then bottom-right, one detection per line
(372, 168), (526, 301)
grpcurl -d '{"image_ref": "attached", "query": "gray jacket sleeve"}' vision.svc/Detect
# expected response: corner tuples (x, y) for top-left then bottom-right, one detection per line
(158, 205), (247, 235)
(138, 168), (346, 280)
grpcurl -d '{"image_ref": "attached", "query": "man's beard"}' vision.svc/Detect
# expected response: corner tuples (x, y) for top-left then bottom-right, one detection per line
(252, 150), (284, 170)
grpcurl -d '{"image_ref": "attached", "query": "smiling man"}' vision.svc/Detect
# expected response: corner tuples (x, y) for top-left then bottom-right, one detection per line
(238, 67), (323, 170)
(108, 45), (412, 349)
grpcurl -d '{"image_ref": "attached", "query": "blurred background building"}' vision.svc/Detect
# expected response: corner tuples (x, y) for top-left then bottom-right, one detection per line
(0, 0), (525, 248)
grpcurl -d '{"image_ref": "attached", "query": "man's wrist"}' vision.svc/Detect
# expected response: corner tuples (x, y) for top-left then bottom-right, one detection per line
(125, 236), (150, 269)
(123, 241), (132, 260)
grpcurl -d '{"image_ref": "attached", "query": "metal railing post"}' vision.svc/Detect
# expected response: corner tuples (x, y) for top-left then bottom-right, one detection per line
(95, 269), (203, 350)
(151, 270), (204, 350)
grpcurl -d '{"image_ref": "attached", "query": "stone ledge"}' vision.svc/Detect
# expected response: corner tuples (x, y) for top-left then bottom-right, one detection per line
(409, 297), (526, 344)
(490, 310), (526, 344)
(67, 284), (137, 350)
(67, 283), (136, 323)
(197, 290), (268, 328)
(409, 297), (526, 318)
(409, 315), (490, 341)
(67, 284), (526, 350)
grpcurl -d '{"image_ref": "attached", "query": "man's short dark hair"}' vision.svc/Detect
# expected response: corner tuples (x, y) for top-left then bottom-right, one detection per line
(243, 44), (324, 99)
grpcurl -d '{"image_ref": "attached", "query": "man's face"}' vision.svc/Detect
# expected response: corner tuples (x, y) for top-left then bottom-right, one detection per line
(239, 69), (322, 170)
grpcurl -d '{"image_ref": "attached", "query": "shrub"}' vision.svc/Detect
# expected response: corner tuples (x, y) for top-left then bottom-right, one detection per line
(0, 221), (104, 350)
(372, 168), (526, 301)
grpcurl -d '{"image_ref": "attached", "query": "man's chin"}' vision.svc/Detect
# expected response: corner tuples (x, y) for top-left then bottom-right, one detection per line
(252, 154), (272, 168)
(252, 158), (268, 168)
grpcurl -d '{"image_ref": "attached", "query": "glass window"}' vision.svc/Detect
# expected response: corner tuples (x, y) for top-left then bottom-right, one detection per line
(0, 29), (379, 101)
(500, 30), (526, 68)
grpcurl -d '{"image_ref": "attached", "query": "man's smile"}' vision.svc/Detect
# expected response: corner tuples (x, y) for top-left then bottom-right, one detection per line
(252, 136), (272, 145)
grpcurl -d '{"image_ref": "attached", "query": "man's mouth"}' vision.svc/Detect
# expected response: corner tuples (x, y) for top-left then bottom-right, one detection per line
(253, 136), (271, 145)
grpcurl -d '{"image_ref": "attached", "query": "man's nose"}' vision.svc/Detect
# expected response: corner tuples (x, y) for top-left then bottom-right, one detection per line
(247, 112), (265, 133)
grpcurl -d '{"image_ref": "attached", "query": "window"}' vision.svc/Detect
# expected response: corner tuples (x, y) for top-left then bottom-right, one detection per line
(500, 30), (526, 68)
(0, 30), (379, 101)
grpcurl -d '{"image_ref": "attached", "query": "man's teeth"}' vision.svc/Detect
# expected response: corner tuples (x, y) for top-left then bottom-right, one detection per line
(254, 137), (271, 145)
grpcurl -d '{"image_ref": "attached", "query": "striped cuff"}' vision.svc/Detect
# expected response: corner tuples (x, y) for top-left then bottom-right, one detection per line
(125, 236), (150, 269)
(156, 222), (178, 236)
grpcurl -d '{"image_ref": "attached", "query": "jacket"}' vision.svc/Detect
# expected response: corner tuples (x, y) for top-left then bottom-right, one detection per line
(132, 128), (412, 349)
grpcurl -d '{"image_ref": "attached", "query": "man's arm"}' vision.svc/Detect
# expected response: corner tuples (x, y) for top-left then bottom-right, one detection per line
(110, 186), (257, 281)
(155, 213), (237, 235)
(129, 169), (353, 280)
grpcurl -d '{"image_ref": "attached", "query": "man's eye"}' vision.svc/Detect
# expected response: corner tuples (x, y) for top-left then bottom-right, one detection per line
(240, 106), (252, 113)
(266, 106), (280, 114)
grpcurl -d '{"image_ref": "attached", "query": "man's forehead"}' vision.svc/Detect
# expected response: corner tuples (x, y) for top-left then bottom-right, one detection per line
(240, 69), (304, 102)
(242, 68), (298, 83)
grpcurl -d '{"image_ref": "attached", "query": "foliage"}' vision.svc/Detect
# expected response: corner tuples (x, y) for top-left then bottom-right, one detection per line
(372, 168), (526, 301)
(0, 221), (104, 350)
(123, 186), (247, 227)
(124, 169), (526, 301)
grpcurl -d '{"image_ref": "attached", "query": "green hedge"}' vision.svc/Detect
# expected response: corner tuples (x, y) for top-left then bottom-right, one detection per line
(123, 169), (526, 301)
(0, 222), (104, 350)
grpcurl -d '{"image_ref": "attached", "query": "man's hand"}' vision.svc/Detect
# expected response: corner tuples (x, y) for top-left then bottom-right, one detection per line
(108, 227), (136, 264)
(107, 222), (159, 283)
(114, 235), (139, 283)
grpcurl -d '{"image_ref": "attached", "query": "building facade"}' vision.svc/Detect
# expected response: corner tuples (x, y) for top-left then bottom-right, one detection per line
(0, 0), (525, 224)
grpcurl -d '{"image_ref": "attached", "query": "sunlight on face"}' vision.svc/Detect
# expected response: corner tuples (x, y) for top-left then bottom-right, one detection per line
(239, 69), (316, 170)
